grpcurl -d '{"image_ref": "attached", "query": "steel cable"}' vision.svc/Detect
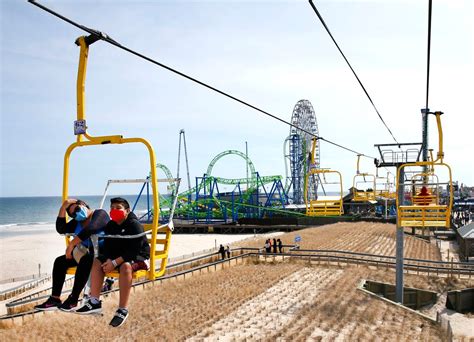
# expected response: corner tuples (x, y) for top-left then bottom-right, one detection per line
(425, 0), (433, 111)
(28, 0), (377, 160)
(308, 0), (400, 145)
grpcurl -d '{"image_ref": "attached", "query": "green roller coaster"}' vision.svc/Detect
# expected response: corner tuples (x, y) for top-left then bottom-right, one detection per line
(144, 149), (302, 223)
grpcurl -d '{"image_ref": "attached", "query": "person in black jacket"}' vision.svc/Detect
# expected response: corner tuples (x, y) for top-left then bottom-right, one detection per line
(277, 238), (283, 253)
(76, 197), (150, 328)
(219, 244), (225, 260)
(35, 199), (109, 312)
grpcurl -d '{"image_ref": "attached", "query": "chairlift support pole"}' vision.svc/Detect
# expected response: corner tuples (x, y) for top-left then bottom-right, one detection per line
(374, 142), (423, 305)
(421, 107), (429, 176)
(396, 167), (405, 304)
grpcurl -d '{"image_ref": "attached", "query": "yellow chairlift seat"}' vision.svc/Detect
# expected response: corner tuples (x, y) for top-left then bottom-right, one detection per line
(396, 112), (453, 229)
(64, 35), (172, 281)
(398, 178), (450, 228)
(398, 205), (450, 227)
(305, 168), (344, 216)
(352, 155), (376, 202)
(353, 188), (375, 202)
(377, 190), (396, 199)
(375, 172), (396, 200)
(303, 139), (344, 217)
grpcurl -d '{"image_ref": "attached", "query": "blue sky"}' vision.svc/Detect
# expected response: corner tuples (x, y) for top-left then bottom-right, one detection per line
(1, 0), (473, 197)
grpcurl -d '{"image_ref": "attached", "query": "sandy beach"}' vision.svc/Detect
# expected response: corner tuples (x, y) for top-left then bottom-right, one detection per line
(0, 223), (279, 281)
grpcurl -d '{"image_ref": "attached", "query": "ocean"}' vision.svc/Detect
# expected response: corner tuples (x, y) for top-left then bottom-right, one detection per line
(0, 195), (151, 227)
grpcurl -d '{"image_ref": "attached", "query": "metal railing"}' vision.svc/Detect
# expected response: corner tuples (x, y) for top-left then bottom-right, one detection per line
(0, 275), (51, 301)
(3, 247), (473, 320)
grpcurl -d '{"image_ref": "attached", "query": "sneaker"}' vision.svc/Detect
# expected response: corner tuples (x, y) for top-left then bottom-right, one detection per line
(75, 299), (102, 315)
(59, 295), (78, 312)
(109, 308), (129, 328)
(34, 296), (61, 311)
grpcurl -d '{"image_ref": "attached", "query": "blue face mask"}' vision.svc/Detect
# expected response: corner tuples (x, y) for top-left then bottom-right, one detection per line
(74, 206), (89, 221)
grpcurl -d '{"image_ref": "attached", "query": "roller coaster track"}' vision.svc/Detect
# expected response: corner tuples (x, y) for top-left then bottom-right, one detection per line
(176, 175), (282, 198)
(206, 150), (256, 182)
(157, 149), (281, 199)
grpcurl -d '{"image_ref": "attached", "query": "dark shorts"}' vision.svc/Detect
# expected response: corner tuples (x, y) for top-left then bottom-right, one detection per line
(131, 260), (149, 271)
(97, 255), (149, 271)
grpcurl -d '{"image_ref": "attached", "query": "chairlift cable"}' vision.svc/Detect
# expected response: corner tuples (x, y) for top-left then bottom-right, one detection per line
(28, 0), (376, 160)
(307, 0), (400, 145)
(319, 137), (375, 158)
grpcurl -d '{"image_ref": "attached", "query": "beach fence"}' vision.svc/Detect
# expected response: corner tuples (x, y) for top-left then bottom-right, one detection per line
(167, 247), (219, 264)
(0, 273), (49, 285)
(0, 274), (51, 301)
(3, 247), (474, 321)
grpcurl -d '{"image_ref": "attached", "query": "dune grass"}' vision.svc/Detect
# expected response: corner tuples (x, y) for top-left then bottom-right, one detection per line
(240, 222), (441, 260)
(2, 223), (471, 341)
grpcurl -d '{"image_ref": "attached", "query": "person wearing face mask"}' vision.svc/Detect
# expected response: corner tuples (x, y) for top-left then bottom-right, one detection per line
(35, 199), (109, 312)
(76, 197), (150, 328)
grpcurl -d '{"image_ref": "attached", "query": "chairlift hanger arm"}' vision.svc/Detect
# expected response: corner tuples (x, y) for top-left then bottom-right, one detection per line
(432, 111), (444, 162)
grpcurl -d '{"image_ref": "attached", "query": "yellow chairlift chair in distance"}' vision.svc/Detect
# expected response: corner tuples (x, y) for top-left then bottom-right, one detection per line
(375, 171), (396, 200)
(396, 112), (453, 229)
(352, 155), (376, 202)
(64, 35), (171, 281)
(305, 169), (344, 216)
(304, 139), (344, 216)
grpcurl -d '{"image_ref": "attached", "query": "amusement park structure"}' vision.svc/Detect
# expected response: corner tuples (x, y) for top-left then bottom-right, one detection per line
(119, 148), (292, 224)
(284, 100), (320, 204)
(96, 99), (322, 224)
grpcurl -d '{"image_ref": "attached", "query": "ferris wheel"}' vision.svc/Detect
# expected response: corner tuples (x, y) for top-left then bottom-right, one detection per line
(284, 100), (320, 204)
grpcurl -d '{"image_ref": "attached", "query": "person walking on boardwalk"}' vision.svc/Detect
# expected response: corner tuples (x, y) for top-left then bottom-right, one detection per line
(35, 199), (109, 312)
(272, 238), (277, 253)
(277, 238), (283, 253)
(76, 197), (149, 328)
(219, 244), (226, 260)
(226, 245), (231, 258)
